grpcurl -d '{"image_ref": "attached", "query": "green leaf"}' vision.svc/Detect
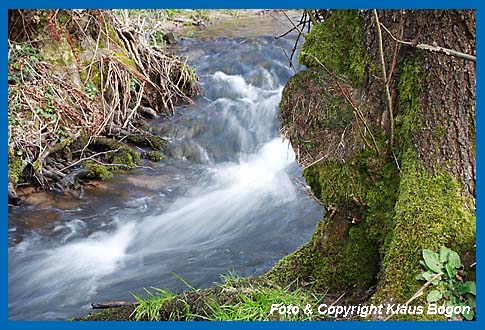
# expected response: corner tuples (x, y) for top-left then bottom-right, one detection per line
(462, 308), (474, 321)
(465, 293), (476, 308)
(445, 263), (457, 279)
(427, 290), (443, 302)
(416, 271), (438, 282)
(447, 250), (461, 268)
(16, 149), (23, 156)
(439, 246), (451, 263)
(456, 281), (476, 296)
(422, 249), (442, 273)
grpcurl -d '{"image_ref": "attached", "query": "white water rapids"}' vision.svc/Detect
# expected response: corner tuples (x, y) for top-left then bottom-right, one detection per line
(8, 34), (322, 320)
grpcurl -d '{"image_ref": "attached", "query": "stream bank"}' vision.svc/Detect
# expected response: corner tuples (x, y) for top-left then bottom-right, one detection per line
(8, 10), (202, 206)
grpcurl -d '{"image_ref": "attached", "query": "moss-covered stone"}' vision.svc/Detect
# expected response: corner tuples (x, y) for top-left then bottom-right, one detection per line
(40, 36), (75, 67)
(91, 137), (139, 166)
(299, 10), (371, 87)
(142, 151), (165, 162)
(84, 161), (114, 180)
(83, 137), (140, 180)
(126, 135), (167, 151)
(112, 147), (140, 168)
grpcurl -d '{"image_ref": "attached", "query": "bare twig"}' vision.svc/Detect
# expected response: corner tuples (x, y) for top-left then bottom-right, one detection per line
(385, 272), (443, 321)
(330, 292), (346, 307)
(374, 10), (394, 154)
(292, 175), (323, 206)
(379, 21), (476, 62)
(282, 11), (306, 37)
(306, 10), (318, 27)
(59, 148), (121, 172)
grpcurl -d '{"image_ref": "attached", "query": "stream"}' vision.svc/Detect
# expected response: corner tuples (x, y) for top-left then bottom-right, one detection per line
(8, 14), (323, 320)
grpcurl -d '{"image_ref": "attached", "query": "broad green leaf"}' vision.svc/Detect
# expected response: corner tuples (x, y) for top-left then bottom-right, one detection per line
(447, 250), (461, 268)
(427, 290), (443, 302)
(465, 294), (476, 308)
(416, 271), (439, 283)
(423, 249), (442, 273)
(456, 281), (476, 295)
(439, 246), (451, 263)
(462, 308), (474, 321)
(445, 263), (457, 279)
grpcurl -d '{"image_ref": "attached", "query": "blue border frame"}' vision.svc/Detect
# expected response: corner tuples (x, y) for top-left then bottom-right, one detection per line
(3, 1), (481, 329)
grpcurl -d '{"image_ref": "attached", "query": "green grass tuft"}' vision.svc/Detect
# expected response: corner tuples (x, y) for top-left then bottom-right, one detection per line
(132, 288), (176, 321)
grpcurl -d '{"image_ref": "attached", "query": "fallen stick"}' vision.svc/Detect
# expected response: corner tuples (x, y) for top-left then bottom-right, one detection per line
(91, 301), (139, 309)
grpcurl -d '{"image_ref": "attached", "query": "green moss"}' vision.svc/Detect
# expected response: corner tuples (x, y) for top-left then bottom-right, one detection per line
(270, 13), (474, 321)
(395, 58), (423, 143)
(143, 151), (165, 162)
(84, 161), (114, 180)
(8, 148), (23, 184)
(113, 50), (138, 70)
(299, 10), (371, 87)
(101, 22), (139, 70)
(92, 136), (123, 150)
(304, 160), (368, 206)
(40, 36), (75, 67)
(365, 57), (475, 318)
(106, 23), (126, 50)
(79, 61), (102, 90)
(48, 138), (71, 154)
(84, 137), (140, 180)
(372, 151), (475, 315)
(70, 131), (90, 152)
(267, 156), (399, 292)
(111, 147), (139, 168)
(126, 135), (167, 151)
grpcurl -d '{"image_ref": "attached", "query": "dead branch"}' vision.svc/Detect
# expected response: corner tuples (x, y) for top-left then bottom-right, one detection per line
(373, 10), (395, 154)
(379, 21), (476, 62)
(385, 272), (443, 321)
(292, 175), (323, 206)
(59, 147), (121, 172)
(282, 11), (306, 37)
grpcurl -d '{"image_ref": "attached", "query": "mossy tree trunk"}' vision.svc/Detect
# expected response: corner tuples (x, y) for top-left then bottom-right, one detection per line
(267, 10), (475, 319)
(362, 10), (476, 200)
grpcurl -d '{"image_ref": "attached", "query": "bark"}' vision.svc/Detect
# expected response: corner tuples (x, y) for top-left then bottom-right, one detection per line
(363, 10), (476, 202)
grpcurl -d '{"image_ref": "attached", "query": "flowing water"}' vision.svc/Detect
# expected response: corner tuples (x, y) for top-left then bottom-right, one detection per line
(8, 14), (323, 320)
